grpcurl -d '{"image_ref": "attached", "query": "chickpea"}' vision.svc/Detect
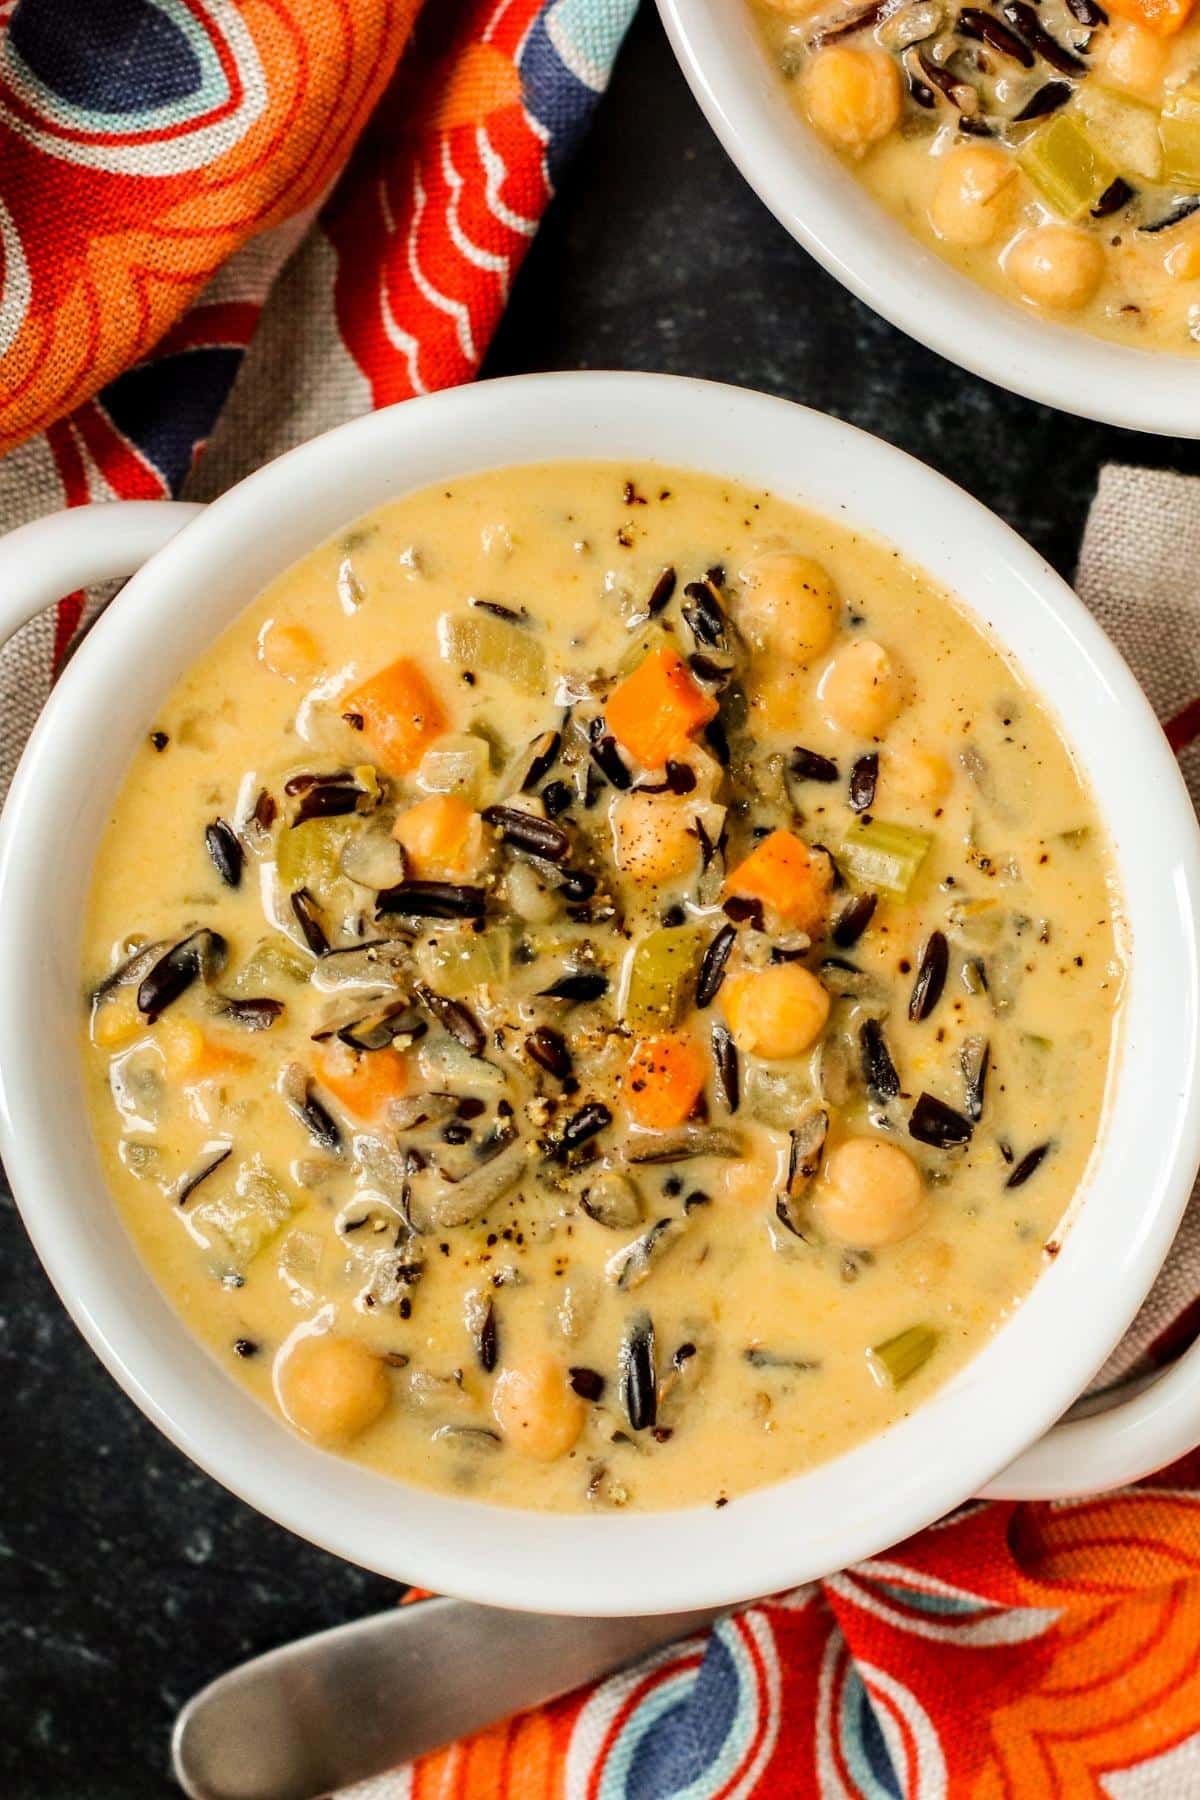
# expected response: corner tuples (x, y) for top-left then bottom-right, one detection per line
(804, 47), (901, 158)
(722, 964), (830, 1060)
(1008, 227), (1105, 312)
(1165, 229), (1200, 283)
(738, 554), (839, 665)
(882, 742), (952, 811)
(612, 790), (699, 885)
(814, 1138), (928, 1248)
(277, 1333), (390, 1444)
(930, 147), (1015, 249)
(1092, 19), (1169, 97)
(720, 1151), (777, 1208)
(259, 620), (320, 681)
(818, 639), (905, 737)
(493, 1354), (585, 1461)
(91, 987), (142, 1049)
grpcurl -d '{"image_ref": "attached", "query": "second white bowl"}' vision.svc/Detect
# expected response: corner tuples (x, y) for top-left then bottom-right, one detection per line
(657, 0), (1200, 437)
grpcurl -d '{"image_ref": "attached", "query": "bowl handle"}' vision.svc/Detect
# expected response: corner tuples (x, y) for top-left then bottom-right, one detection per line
(981, 1335), (1200, 1499)
(0, 500), (203, 648)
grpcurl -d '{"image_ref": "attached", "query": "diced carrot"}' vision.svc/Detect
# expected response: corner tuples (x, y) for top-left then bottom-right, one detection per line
(259, 621), (321, 681)
(315, 1043), (408, 1122)
(624, 1033), (709, 1131)
(725, 829), (833, 934)
(393, 793), (481, 875)
(160, 1019), (255, 1081)
(1106, 0), (1192, 33)
(343, 657), (447, 775)
(606, 645), (718, 771)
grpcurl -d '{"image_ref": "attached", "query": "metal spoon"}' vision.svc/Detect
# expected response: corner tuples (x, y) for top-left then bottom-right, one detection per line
(172, 1595), (727, 1800)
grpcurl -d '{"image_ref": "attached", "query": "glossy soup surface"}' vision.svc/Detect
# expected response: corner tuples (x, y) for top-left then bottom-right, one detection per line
(82, 463), (1125, 1513)
(753, 0), (1200, 351)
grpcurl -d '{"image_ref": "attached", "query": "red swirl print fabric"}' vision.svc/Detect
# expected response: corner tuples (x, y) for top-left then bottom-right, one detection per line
(0, 0), (420, 454)
(375, 1470), (1200, 1799)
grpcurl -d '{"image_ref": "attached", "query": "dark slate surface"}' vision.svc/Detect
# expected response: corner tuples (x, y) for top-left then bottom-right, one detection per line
(2, 5), (1197, 1794)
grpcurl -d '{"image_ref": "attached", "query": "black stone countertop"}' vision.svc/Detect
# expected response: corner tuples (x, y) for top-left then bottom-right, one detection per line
(2, 5), (1197, 1794)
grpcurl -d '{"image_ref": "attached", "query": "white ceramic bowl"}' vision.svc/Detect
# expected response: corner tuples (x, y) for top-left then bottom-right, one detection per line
(2, 373), (1200, 1617)
(657, 0), (1200, 437)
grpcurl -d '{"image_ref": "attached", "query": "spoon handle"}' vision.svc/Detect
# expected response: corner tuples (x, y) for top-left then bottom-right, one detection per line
(172, 1595), (728, 1800)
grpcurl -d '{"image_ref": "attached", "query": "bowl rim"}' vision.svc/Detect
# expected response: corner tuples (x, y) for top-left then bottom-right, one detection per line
(2, 370), (1199, 1615)
(656, 0), (1200, 438)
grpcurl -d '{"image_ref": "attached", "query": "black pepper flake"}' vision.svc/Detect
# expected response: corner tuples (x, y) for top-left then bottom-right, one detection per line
(150, 730), (170, 751)
(232, 1338), (259, 1358)
(569, 1365), (605, 1401)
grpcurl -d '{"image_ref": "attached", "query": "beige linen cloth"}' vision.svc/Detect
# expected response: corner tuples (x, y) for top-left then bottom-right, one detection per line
(0, 446), (1196, 1393)
(1078, 465), (1200, 1387)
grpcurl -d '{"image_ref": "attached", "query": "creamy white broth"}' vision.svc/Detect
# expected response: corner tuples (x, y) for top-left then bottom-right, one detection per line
(81, 463), (1125, 1512)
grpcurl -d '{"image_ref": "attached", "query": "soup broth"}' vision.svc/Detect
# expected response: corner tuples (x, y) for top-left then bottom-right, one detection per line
(81, 463), (1125, 1512)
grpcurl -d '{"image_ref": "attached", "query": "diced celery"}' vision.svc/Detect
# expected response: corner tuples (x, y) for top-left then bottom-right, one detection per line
(621, 924), (706, 1033)
(466, 718), (510, 773)
(1076, 87), (1162, 184)
(438, 611), (547, 697)
(234, 933), (312, 992)
(418, 732), (490, 803)
(417, 1037), (509, 1096)
(1160, 82), (1200, 188)
(1018, 112), (1118, 220)
(275, 818), (348, 889)
(868, 1324), (940, 1390)
(190, 1160), (296, 1266)
(839, 819), (933, 899)
(745, 1061), (814, 1131)
(416, 926), (512, 997)
(618, 623), (675, 676)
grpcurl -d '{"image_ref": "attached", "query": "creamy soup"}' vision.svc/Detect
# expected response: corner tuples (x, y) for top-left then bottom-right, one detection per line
(754, 0), (1200, 350)
(81, 463), (1125, 1513)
